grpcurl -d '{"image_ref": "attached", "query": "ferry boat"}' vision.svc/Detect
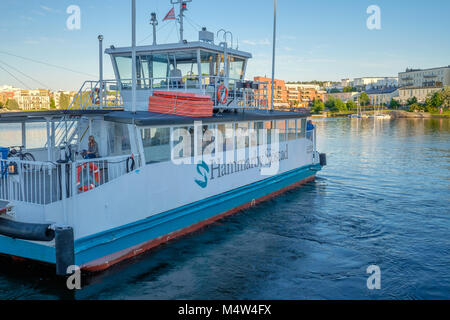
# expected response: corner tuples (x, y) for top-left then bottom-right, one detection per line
(0, 1), (326, 275)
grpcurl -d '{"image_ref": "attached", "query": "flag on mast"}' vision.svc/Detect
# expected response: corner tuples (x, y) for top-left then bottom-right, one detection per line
(163, 7), (176, 21)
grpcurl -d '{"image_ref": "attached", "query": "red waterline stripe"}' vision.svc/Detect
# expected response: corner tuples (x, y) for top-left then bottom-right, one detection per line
(81, 175), (316, 273)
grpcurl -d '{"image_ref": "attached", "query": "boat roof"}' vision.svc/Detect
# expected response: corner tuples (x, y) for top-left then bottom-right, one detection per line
(105, 41), (252, 59)
(0, 109), (122, 123)
(104, 110), (310, 127)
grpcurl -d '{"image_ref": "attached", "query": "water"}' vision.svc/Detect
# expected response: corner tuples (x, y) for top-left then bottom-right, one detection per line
(0, 118), (448, 299)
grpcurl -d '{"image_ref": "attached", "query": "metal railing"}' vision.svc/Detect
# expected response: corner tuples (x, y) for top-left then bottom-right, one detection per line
(0, 154), (140, 206)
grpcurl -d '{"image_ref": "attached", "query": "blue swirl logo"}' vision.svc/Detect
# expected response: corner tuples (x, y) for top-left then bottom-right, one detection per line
(195, 161), (209, 189)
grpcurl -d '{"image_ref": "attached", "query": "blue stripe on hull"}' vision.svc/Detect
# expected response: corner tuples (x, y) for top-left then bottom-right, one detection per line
(0, 235), (55, 264)
(74, 164), (321, 267)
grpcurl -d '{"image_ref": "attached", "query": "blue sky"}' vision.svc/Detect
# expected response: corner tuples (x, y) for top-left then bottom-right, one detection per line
(0, 0), (449, 91)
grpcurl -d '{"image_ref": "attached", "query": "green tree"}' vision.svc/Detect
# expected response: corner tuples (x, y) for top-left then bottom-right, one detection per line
(311, 98), (325, 114)
(329, 88), (341, 93)
(389, 98), (400, 109)
(343, 86), (357, 93)
(5, 99), (20, 110)
(359, 92), (370, 106)
(325, 96), (335, 110)
(407, 96), (418, 106)
(334, 99), (347, 112)
(59, 93), (70, 109)
(50, 98), (56, 109)
(346, 100), (357, 110)
(438, 86), (450, 107)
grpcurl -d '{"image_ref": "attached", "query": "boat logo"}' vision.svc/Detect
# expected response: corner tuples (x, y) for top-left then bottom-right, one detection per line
(195, 161), (209, 188)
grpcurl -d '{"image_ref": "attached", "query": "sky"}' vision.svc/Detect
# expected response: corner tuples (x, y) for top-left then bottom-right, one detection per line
(0, 0), (449, 91)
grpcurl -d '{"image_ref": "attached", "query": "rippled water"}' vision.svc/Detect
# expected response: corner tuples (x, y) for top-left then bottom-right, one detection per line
(0, 118), (449, 300)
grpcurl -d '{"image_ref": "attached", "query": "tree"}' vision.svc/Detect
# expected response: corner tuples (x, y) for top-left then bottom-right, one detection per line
(438, 86), (450, 107)
(359, 92), (370, 106)
(347, 100), (357, 110)
(0, 101), (4, 109)
(50, 98), (56, 109)
(329, 88), (341, 93)
(407, 96), (417, 106)
(59, 93), (70, 109)
(325, 96), (335, 110)
(389, 98), (400, 109)
(334, 98), (347, 112)
(343, 86), (357, 93)
(311, 98), (324, 114)
(5, 99), (20, 110)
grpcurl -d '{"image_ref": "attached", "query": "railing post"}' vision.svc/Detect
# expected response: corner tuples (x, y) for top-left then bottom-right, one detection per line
(60, 164), (68, 225)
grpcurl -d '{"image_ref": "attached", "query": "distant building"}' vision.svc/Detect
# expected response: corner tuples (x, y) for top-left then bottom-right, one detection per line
(366, 87), (399, 105)
(352, 77), (398, 91)
(398, 66), (450, 88)
(254, 77), (289, 109)
(14, 89), (51, 110)
(285, 83), (323, 108)
(324, 92), (360, 104)
(398, 86), (443, 104)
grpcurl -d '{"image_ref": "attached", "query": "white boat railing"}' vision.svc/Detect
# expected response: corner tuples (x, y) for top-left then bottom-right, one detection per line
(0, 154), (140, 206)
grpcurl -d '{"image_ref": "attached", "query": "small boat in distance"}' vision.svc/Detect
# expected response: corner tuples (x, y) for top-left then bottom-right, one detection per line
(0, 1), (326, 274)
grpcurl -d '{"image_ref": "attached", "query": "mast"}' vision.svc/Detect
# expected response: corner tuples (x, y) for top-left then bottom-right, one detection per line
(271, 0), (277, 111)
(150, 12), (158, 45)
(131, 0), (137, 113)
(171, 0), (192, 43)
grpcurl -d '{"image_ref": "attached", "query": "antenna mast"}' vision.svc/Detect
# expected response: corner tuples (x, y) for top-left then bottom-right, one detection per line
(170, 0), (192, 43)
(150, 12), (158, 45)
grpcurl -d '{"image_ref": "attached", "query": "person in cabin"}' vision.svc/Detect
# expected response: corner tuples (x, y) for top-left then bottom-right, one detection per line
(82, 136), (100, 159)
(306, 120), (315, 140)
(169, 64), (182, 88)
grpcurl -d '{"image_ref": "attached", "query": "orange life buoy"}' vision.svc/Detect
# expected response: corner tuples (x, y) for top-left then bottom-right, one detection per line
(217, 85), (228, 104)
(77, 162), (100, 192)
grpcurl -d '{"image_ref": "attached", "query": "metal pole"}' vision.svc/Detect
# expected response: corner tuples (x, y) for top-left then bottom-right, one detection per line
(271, 0), (277, 111)
(131, 0), (137, 113)
(150, 12), (158, 45)
(179, 2), (184, 43)
(98, 35), (104, 107)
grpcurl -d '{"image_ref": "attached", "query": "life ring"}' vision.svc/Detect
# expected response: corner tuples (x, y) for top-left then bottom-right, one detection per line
(90, 88), (100, 105)
(76, 162), (100, 192)
(217, 85), (228, 104)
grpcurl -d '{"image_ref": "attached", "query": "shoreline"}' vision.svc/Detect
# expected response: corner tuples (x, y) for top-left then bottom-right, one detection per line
(311, 110), (450, 119)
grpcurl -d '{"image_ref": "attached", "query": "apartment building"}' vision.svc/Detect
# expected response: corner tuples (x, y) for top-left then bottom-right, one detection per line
(14, 89), (51, 110)
(254, 77), (289, 109)
(352, 77), (398, 90)
(398, 66), (450, 88)
(398, 86), (443, 104)
(366, 87), (399, 105)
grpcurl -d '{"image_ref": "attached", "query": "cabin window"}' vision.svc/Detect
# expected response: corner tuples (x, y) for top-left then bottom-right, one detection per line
(288, 120), (296, 141)
(141, 127), (171, 164)
(107, 123), (131, 156)
(254, 122), (264, 146)
(297, 119), (306, 138)
(264, 121), (273, 146)
(276, 120), (286, 142)
(236, 122), (249, 149)
(202, 124), (215, 157)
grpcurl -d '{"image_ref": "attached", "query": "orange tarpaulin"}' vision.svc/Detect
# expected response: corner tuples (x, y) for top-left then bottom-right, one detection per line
(148, 91), (213, 118)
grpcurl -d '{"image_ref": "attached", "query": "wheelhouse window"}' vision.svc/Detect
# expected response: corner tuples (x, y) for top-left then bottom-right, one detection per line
(288, 120), (296, 141)
(229, 56), (245, 80)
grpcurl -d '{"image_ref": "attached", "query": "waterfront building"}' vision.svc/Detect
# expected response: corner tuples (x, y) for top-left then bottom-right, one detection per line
(398, 86), (443, 104)
(398, 66), (450, 88)
(366, 87), (399, 105)
(14, 89), (51, 110)
(352, 77), (398, 91)
(254, 76), (289, 109)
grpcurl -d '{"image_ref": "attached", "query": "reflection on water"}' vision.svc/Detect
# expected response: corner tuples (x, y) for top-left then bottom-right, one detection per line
(0, 118), (449, 300)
